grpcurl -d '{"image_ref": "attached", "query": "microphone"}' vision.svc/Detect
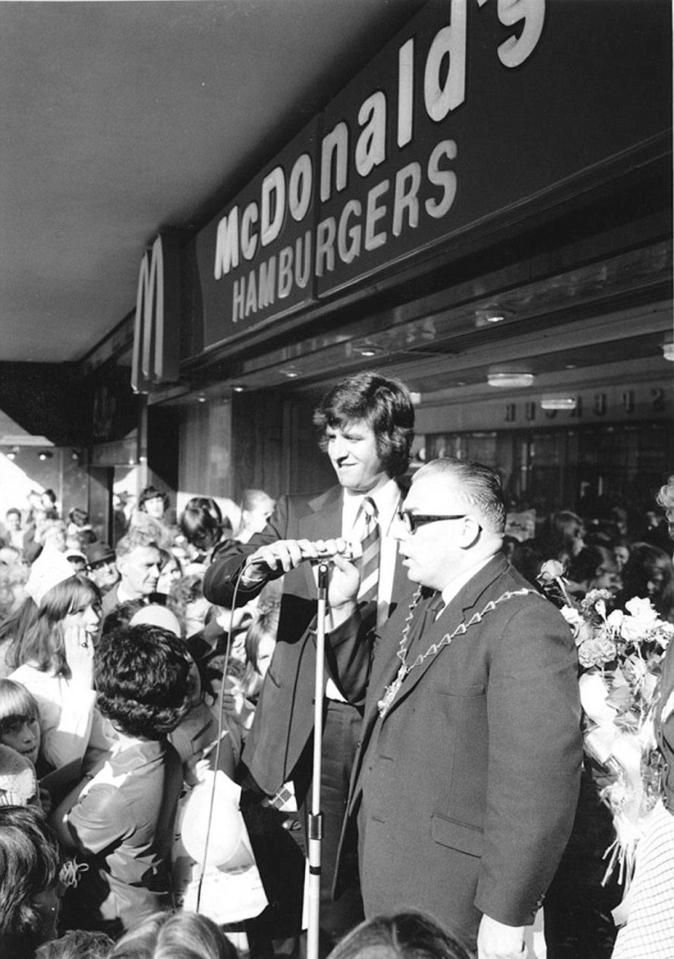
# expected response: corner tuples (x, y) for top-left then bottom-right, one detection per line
(246, 540), (361, 565)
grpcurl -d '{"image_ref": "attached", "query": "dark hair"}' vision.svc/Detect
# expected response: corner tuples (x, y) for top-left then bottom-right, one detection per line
(6, 575), (100, 676)
(0, 679), (40, 736)
(66, 507), (89, 527)
(326, 911), (471, 959)
(36, 929), (114, 959)
(179, 498), (225, 551)
(620, 542), (674, 621)
(5, 508), (21, 520)
(0, 598), (39, 652)
(101, 599), (146, 637)
(95, 624), (192, 739)
(139, 486), (170, 512)
(571, 544), (617, 586)
(0, 805), (61, 945)
(313, 371), (415, 478)
(539, 511), (585, 555)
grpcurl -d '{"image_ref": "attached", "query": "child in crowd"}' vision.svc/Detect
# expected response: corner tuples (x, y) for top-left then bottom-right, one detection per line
(0, 677), (42, 771)
(108, 910), (237, 959)
(0, 742), (39, 806)
(0, 678), (80, 807)
(51, 623), (193, 937)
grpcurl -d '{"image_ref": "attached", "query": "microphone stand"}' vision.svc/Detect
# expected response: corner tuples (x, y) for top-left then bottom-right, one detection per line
(307, 561), (329, 959)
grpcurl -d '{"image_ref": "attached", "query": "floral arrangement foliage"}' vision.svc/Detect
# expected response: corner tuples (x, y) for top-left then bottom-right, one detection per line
(537, 559), (674, 885)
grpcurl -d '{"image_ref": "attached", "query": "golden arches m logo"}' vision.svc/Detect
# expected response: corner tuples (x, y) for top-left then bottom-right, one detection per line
(131, 234), (180, 394)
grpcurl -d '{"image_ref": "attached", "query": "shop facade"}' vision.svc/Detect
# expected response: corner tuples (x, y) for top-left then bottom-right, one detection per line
(127, 0), (672, 529)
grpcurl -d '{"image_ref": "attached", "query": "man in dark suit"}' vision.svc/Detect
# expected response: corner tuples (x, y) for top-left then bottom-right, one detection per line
(323, 457), (582, 959)
(202, 370), (415, 953)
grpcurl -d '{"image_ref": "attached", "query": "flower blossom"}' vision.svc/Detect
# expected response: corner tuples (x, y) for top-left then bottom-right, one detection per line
(621, 600), (659, 643)
(577, 633), (617, 669)
(561, 606), (583, 629)
(538, 559), (565, 583)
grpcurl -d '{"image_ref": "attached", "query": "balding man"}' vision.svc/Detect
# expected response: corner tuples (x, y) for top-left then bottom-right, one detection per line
(324, 458), (582, 959)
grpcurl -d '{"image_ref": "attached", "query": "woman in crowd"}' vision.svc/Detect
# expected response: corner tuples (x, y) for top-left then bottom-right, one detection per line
(51, 623), (192, 937)
(108, 910), (237, 959)
(0, 804), (62, 959)
(6, 547), (112, 774)
(617, 541), (674, 622)
(534, 510), (588, 589)
(179, 497), (231, 569)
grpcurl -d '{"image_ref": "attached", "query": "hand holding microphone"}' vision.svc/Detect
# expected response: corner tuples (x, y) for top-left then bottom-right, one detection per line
(242, 537), (360, 585)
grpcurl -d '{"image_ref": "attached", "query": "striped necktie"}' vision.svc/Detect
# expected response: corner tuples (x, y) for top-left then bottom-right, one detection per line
(357, 496), (380, 604)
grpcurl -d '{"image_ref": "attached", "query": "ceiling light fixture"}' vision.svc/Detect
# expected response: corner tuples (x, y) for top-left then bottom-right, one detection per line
(487, 371), (534, 388)
(663, 342), (674, 362)
(38, 450), (53, 461)
(197, 394), (207, 403)
(280, 367), (299, 379)
(475, 306), (512, 328)
(355, 341), (385, 358)
(231, 385), (245, 392)
(541, 396), (577, 411)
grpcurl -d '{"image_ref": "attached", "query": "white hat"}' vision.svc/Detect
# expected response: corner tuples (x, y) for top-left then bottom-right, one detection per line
(130, 604), (182, 637)
(25, 545), (76, 606)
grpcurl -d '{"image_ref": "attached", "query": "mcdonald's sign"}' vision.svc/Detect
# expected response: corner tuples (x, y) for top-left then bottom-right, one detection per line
(131, 234), (181, 394)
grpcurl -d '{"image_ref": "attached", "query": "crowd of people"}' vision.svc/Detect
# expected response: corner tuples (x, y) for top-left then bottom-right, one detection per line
(0, 370), (673, 959)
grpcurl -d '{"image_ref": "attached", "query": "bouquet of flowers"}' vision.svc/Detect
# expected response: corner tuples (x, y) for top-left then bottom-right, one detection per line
(538, 559), (674, 886)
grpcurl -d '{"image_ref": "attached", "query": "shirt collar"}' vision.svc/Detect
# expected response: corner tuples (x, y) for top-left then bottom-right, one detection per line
(342, 477), (401, 534)
(439, 552), (499, 610)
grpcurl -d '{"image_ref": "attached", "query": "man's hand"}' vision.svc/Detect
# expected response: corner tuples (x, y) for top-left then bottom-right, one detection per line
(242, 537), (351, 584)
(477, 915), (525, 959)
(326, 552), (360, 609)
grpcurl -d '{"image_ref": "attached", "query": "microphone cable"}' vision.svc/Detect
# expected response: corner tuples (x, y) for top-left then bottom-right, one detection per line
(195, 560), (251, 914)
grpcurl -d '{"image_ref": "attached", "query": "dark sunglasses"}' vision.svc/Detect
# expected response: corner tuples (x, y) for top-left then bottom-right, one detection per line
(397, 509), (467, 534)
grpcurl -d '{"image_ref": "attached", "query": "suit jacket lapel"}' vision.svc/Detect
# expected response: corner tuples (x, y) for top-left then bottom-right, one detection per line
(297, 485), (343, 596)
(367, 554), (511, 723)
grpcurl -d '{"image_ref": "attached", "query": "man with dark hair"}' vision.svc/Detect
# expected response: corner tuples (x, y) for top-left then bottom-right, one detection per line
(51, 623), (191, 936)
(322, 458), (582, 959)
(203, 370), (415, 953)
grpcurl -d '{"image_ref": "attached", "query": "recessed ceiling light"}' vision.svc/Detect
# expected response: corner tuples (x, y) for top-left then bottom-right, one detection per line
(232, 385), (245, 392)
(541, 396), (577, 411)
(475, 307), (512, 328)
(487, 371), (534, 388)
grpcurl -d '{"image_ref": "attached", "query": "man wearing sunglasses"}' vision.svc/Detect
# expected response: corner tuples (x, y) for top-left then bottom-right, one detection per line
(326, 457), (582, 959)
(203, 370), (415, 954)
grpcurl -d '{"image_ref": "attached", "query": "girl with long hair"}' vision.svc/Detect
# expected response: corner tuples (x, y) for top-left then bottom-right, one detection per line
(7, 547), (112, 773)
